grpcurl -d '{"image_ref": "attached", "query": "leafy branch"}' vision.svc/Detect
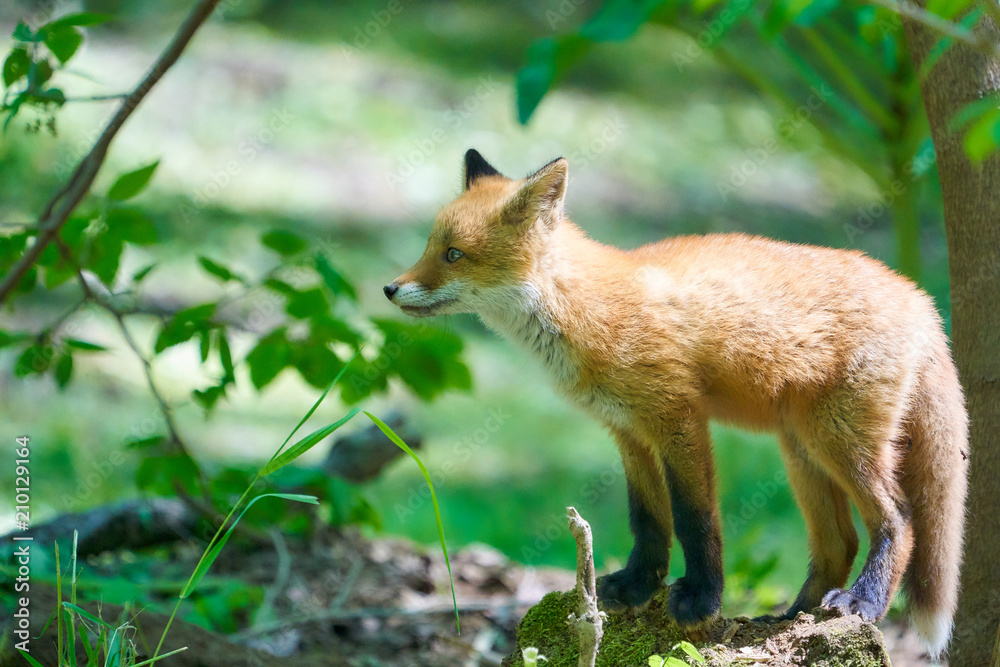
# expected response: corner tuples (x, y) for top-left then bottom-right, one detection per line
(0, 0), (223, 305)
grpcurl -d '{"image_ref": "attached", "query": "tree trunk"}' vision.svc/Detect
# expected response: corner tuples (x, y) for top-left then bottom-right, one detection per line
(901, 11), (1000, 667)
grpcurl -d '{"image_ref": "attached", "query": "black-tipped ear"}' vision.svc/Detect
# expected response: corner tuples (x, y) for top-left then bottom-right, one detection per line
(464, 149), (502, 190)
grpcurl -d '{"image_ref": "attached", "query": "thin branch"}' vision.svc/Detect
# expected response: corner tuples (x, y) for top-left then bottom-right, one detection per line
(63, 93), (130, 103)
(567, 506), (603, 667)
(0, 0), (223, 305)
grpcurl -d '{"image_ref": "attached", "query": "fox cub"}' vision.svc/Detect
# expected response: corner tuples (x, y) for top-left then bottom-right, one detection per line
(384, 149), (968, 656)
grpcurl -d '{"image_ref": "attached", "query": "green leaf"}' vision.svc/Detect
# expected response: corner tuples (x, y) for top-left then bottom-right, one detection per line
(43, 26), (83, 64)
(963, 108), (1000, 163)
(578, 0), (665, 42)
(0, 330), (29, 348)
(193, 383), (226, 410)
(125, 435), (164, 450)
(12, 23), (37, 42)
(14, 344), (54, 377)
(261, 408), (361, 475)
(286, 287), (328, 319)
(674, 641), (706, 664)
(198, 256), (240, 282)
(199, 329), (211, 363)
(3, 48), (30, 86)
(31, 59), (53, 88)
(264, 277), (297, 296)
(246, 330), (291, 389)
(364, 411), (460, 632)
(181, 493), (319, 598)
(132, 262), (158, 283)
(105, 207), (156, 245)
(374, 319), (471, 400)
(261, 229), (307, 256)
(516, 35), (590, 124)
(315, 254), (357, 301)
(87, 232), (123, 285)
(107, 161), (159, 201)
(54, 350), (73, 388)
(42, 12), (113, 31)
(648, 657), (665, 667)
(290, 342), (342, 389)
(154, 303), (216, 353)
(65, 339), (108, 351)
(218, 331), (235, 380)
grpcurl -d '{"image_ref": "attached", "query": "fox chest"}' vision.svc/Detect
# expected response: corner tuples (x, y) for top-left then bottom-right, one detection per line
(535, 338), (636, 432)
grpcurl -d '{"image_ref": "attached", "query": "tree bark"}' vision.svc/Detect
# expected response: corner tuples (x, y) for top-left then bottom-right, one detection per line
(901, 10), (1000, 667)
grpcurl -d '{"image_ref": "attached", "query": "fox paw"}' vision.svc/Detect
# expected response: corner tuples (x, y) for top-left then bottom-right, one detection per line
(667, 576), (722, 629)
(821, 588), (882, 622)
(597, 568), (662, 612)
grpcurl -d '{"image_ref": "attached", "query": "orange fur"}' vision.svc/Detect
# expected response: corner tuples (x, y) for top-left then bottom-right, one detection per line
(386, 152), (968, 654)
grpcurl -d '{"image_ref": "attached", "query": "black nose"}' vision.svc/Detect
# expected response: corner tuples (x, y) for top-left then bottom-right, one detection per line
(383, 283), (399, 300)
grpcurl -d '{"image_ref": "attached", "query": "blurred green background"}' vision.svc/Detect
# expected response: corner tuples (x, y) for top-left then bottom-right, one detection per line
(0, 0), (951, 618)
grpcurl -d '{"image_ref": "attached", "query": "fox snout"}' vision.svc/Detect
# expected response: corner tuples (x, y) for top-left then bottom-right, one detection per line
(383, 283), (399, 300)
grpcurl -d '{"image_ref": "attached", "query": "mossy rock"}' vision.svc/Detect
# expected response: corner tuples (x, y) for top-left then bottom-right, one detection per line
(502, 587), (892, 667)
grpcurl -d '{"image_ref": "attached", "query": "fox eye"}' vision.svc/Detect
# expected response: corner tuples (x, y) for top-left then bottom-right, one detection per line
(446, 248), (464, 263)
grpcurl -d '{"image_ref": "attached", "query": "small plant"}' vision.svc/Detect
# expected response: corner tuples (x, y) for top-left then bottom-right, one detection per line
(647, 641), (706, 667)
(522, 647), (547, 666)
(20, 359), (459, 665)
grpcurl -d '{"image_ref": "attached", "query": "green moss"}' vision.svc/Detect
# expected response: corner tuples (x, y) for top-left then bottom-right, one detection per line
(505, 589), (892, 667)
(506, 588), (686, 667)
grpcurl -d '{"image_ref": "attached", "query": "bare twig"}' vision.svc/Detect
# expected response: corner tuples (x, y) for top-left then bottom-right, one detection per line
(567, 506), (604, 667)
(0, 0), (223, 305)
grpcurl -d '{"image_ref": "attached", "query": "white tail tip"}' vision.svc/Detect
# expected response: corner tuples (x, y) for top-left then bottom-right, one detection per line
(910, 606), (953, 660)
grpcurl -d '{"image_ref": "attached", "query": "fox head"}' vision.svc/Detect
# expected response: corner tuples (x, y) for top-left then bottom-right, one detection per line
(384, 149), (568, 318)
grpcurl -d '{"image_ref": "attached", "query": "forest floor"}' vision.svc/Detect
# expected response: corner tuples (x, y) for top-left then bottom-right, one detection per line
(2, 526), (939, 667)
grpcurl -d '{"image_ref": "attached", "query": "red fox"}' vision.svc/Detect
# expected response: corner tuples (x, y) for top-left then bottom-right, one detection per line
(384, 149), (968, 656)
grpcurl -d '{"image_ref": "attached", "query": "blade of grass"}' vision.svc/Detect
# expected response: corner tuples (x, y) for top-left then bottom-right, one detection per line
(267, 347), (363, 465)
(153, 352), (357, 660)
(56, 541), (64, 664)
(363, 411), (460, 634)
(261, 408), (361, 475)
(18, 653), (46, 667)
(180, 493), (318, 597)
(70, 530), (79, 667)
(78, 623), (98, 664)
(130, 647), (189, 666)
(62, 602), (115, 629)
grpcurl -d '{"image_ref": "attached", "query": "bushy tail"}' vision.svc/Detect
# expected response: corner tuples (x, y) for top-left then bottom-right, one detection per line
(901, 342), (969, 658)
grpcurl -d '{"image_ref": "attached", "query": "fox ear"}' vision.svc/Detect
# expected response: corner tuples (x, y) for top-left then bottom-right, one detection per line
(464, 149), (502, 190)
(507, 157), (568, 228)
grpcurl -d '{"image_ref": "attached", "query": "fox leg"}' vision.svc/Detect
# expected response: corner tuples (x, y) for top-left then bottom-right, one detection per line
(800, 414), (914, 621)
(661, 418), (724, 629)
(765, 430), (858, 619)
(598, 430), (673, 611)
